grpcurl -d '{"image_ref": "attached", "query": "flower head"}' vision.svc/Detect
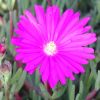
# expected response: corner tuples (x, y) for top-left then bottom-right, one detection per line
(12, 5), (96, 88)
(0, 43), (6, 65)
(0, 44), (6, 54)
(0, 60), (12, 87)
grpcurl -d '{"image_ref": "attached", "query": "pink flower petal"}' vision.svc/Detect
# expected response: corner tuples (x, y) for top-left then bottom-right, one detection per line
(46, 5), (60, 40)
(54, 61), (66, 85)
(59, 52), (88, 64)
(58, 47), (94, 53)
(54, 9), (74, 41)
(41, 59), (50, 82)
(54, 55), (75, 80)
(48, 58), (58, 88)
(24, 10), (38, 28)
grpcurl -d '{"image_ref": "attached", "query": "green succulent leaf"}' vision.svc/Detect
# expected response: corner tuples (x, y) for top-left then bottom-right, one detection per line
(51, 86), (67, 99)
(10, 68), (23, 85)
(15, 71), (27, 92)
(0, 92), (3, 100)
(95, 71), (100, 90)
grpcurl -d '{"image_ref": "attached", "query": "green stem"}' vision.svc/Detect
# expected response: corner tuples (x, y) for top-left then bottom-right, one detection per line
(9, 11), (14, 37)
(4, 84), (9, 100)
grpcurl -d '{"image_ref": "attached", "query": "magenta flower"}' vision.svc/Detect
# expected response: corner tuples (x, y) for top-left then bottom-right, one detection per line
(12, 5), (96, 88)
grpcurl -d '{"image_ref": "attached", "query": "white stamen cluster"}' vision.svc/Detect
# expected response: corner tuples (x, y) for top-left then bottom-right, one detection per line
(44, 41), (57, 56)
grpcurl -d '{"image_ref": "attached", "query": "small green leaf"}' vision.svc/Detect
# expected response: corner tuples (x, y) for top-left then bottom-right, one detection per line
(10, 68), (23, 84)
(42, 0), (46, 8)
(56, 0), (61, 7)
(95, 71), (100, 90)
(66, 0), (72, 8)
(39, 83), (51, 99)
(12, 10), (17, 28)
(96, 0), (100, 14)
(86, 72), (93, 92)
(5, 0), (16, 10)
(10, 84), (16, 100)
(90, 61), (97, 79)
(12, 62), (17, 76)
(75, 93), (81, 100)
(79, 81), (83, 94)
(71, 0), (78, 10)
(51, 86), (66, 99)
(75, 81), (84, 100)
(35, 68), (40, 86)
(32, 91), (38, 100)
(11, 0), (16, 10)
(52, 0), (56, 4)
(20, 0), (29, 11)
(68, 80), (75, 100)
(60, 0), (66, 12)
(0, 92), (3, 100)
(16, 71), (27, 92)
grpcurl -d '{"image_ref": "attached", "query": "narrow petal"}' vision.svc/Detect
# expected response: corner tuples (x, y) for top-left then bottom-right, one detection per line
(46, 5), (60, 40)
(54, 55), (79, 74)
(28, 70), (36, 75)
(34, 5), (46, 28)
(82, 25), (91, 33)
(55, 61), (66, 85)
(54, 9), (74, 41)
(59, 53), (88, 64)
(39, 57), (48, 74)
(57, 28), (83, 44)
(66, 58), (85, 73)
(58, 47), (94, 53)
(34, 5), (48, 41)
(17, 20), (43, 42)
(16, 47), (42, 53)
(71, 17), (90, 31)
(24, 10), (38, 29)
(65, 37), (96, 47)
(24, 65), (37, 72)
(22, 53), (44, 63)
(41, 58), (50, 82)
(46, 6), (52, 40)
(71, 33), (96, 41)
(66, 52), (95, 59)
(57, 56), (84, 72)
(57, 12), (80, 41)
(26, 56), (45, 71)
(54, 55), (75, 80)
(48, 58), (58, 88)
(15, 52), (44, 63)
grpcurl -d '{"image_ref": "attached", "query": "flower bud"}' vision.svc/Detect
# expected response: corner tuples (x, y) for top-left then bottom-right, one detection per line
(0, 16), (4, 26)
(0, 44), (6, 54)
(0, 43), (6, 65)
(0, 60), (12, 87)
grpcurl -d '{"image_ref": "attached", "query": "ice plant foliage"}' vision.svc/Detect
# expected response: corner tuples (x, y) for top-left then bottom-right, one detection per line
(12, 5), (97, 88)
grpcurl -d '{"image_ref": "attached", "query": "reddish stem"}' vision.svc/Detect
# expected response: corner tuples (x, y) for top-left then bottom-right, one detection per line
(86, 89), (99, 100)
(15, 93), (22, 100)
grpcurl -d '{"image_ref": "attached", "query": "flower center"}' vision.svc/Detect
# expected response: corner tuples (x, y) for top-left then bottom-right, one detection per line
(44, 41), (57, 56)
